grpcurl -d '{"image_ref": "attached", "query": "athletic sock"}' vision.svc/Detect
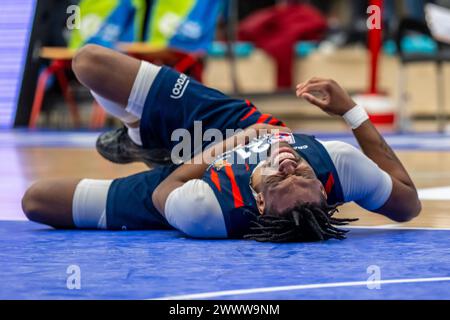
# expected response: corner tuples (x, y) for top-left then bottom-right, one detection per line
(126, 61), (161, 119)
(91, 61), (161, 147)
(125, 125), (142, 146)
(91, 91), (139, 124)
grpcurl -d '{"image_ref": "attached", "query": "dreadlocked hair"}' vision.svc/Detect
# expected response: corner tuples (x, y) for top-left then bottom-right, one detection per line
(243, 202), (358, 243)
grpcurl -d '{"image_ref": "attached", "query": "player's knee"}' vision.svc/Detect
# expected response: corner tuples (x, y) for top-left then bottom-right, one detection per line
(21, 182), (47, 222)
(72, 44), (106, 86)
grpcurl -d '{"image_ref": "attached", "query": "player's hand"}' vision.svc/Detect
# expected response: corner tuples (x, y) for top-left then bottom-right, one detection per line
(296, 78), (356, 116)
(247, 123), (291, 136)
(233, 124), (291, 146)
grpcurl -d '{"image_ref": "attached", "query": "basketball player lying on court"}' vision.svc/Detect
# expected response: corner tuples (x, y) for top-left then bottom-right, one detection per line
(21, 45), (421, 242)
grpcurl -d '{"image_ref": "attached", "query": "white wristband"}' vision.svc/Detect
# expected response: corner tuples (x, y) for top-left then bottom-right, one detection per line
(343, 105), (369, 129)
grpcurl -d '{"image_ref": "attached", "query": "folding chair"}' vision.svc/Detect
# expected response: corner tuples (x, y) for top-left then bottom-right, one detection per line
(29, 0), (145, 129)
(396, 18), (450, 132)
(136, 0), (226, 81)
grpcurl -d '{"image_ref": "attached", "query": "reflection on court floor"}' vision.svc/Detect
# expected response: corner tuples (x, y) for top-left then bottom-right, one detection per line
(2, 131), (450, 150)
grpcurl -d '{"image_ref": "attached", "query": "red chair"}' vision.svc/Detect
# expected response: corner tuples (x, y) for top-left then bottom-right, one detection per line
(29, 46), (203, 129)
(29, 47), (109, 129)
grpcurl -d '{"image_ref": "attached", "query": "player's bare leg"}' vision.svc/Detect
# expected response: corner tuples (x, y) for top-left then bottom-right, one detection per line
(72, 44), (170, 166)
(22, 179), (81, 228)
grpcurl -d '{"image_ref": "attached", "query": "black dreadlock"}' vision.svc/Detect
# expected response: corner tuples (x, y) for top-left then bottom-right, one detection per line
(243, 202), (358, 243)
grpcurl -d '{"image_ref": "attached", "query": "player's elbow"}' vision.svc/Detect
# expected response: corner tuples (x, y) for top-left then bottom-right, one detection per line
(392, 197), (422, 223)
(176, 209), (227, 239)
(151, 188), (165, 216)
(407, 198), (422, 221)
(178, 215), (209, 238)
(22, 182), (47, 223)
(165, 180), (228, 238)
(166, 200), (227, 238)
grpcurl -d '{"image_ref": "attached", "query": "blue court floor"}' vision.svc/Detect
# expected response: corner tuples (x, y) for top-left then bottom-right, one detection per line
(1, 221), (449, 300)
(1, 130), (450, 299)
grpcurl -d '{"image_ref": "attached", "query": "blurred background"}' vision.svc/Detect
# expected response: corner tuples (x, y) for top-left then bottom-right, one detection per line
(2, 0), (450, 132)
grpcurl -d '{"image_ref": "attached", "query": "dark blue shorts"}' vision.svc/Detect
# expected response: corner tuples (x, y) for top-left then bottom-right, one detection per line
(105, 165), (179, 230)
(139, 66), (283, 155)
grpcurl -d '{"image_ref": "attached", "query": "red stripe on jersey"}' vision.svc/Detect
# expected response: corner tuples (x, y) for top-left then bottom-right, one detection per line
(240, 107), (257, 121)
(325, 173), (334, 195)
(224, 166), (244, 208)
(268, 117), (278, 125)
(256, 114), (271, 123)
(245, 163), (250, 171)
(268, 117), (285, 126)
(210, 169), (221, 192)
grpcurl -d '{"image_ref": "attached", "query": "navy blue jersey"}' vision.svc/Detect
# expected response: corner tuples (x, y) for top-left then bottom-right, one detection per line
(139, 66), (284, 158)
(202, 133), (344, 238)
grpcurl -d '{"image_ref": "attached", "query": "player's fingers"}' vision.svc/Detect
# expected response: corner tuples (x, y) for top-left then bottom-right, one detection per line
(301, 92), (328, 108)
(296, 77), (324, 89)
(296, 77), (326, 90)
(295, 82), (307, 94)
(261, 124), (292, 134)
(296, 82), (328, 97)
(303, 81), (329, 92)
(306, 77), (327, 84)
(269, 125), (292, 133)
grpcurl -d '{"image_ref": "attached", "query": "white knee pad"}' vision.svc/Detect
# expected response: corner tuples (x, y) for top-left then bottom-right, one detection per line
(72, 179), (113, 229)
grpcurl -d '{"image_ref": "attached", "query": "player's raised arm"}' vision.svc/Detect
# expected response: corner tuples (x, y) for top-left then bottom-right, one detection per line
(296, 78), (421, 222)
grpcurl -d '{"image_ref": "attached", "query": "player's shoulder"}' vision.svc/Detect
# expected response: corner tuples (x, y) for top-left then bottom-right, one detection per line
(165, 179), (227, 238)
(171, 179), (218, 201)
(318, 140), (362, 158)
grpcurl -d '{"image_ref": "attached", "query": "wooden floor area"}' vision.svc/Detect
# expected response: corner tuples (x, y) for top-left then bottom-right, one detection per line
(5, 134), (449, 228)
(342, 150), (450, 228)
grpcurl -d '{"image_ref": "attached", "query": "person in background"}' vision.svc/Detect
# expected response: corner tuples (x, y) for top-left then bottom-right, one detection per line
(319, 0), (436, 51)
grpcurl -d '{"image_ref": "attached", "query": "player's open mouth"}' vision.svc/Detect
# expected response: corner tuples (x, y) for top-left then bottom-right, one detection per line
(270, 147), (297, 166)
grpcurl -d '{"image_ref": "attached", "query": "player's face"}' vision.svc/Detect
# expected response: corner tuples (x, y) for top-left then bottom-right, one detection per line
(260, 143), (325, 214)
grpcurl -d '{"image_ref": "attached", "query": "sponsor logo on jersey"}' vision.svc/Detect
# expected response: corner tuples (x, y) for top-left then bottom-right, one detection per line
(269, 132), (296, 144)
(211, 159), (231, 171)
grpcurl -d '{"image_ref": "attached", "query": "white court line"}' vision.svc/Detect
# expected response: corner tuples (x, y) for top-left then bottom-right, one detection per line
(153, 277), (450, 300)
(346, 224), (450, 231)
